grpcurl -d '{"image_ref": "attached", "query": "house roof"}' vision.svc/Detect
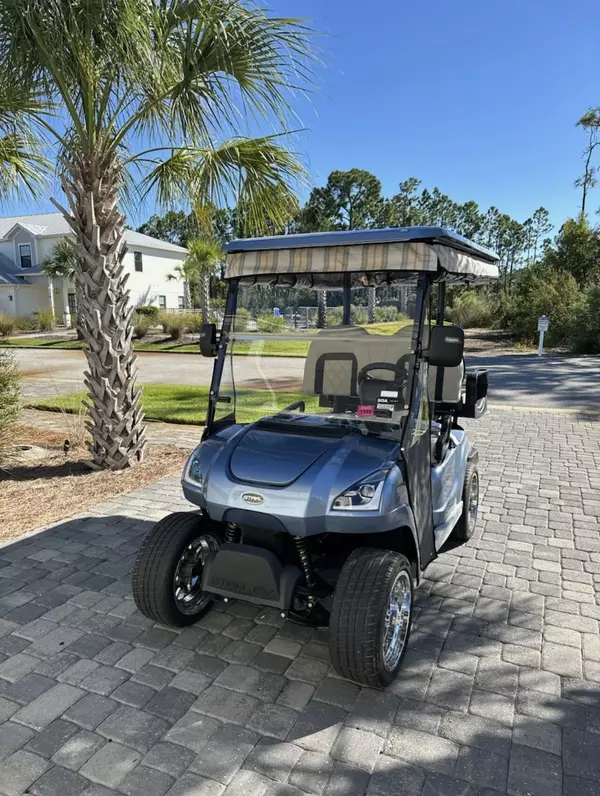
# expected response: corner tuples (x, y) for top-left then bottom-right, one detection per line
(0, 213), (188, 253)
(0, 251), (30, 285)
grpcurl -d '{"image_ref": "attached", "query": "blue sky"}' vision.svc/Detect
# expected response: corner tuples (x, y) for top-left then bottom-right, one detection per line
(272, 0), (600, 232)
(8, 0), (600, 234)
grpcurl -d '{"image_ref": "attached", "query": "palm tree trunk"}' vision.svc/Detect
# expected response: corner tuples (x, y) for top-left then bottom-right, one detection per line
(367, 286), (376, 324)
(54, 153), (147, 470)
(183, 281), (192, 310)
(200, 271), (211, 323)
(317, 290), (327, 329)
(47, 276), (56, 318)
(74, 277), (85, 341)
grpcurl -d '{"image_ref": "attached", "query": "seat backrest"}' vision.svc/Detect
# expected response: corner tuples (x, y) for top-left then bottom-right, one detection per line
(303, 324), (465, 404)
(428, 362), (465, 404)
(303, 328), (413, 396)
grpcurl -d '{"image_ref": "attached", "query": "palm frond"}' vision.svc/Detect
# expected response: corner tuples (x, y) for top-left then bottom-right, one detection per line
(0, 131), (48, 200)
(41, 237), (78, 278)
(142, 134), (304, 235)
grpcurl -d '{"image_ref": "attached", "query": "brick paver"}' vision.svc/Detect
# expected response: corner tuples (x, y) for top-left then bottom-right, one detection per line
(0, 408), (599, 796)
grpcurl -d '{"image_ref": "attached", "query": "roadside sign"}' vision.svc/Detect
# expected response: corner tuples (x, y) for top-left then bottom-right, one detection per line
(537, 315), (549, 356)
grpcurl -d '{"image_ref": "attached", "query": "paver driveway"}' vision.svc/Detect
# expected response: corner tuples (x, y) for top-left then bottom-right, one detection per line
(0, 409), (599, 796)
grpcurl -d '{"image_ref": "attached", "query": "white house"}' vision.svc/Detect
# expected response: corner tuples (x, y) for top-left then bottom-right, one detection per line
(0, 212), (189, 324)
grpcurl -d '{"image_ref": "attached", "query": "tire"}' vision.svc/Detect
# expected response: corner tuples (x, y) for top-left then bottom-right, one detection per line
(453, 462), (479, 542)
(329, 548), (413, 688)
(132, 512), (221, 627)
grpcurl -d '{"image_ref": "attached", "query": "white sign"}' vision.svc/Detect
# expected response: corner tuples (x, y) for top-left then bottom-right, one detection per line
(537, 316), (549, 332)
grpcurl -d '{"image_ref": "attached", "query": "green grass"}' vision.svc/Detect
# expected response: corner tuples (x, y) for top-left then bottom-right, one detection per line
(28, 384), (318, 425)
(2, 320), (414, 357)
(0, 337), (85, 349)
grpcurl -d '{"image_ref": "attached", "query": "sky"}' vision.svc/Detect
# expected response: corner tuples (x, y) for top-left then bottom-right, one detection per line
(8, 0), (600, 235)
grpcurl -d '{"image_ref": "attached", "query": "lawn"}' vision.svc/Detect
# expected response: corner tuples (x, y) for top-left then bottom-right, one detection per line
(2, 320), (412, 358)
(29, 384), (319, 425)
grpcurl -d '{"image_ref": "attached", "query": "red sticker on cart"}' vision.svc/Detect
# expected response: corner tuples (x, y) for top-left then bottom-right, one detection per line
(357, 405), (375, 417)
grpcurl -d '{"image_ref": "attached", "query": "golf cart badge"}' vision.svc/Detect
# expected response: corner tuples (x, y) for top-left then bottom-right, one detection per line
(242, 492), (264, 505)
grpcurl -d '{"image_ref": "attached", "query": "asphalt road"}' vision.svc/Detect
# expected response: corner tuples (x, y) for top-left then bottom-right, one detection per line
(6, 346), (600, 412)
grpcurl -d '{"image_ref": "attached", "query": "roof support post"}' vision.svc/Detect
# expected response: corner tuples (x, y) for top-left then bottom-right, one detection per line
(342, 273), (352, 326)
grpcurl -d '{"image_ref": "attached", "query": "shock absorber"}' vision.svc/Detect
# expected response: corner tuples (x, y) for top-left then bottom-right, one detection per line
(225, 523), (239, 543)
(294, 536), (316, 589)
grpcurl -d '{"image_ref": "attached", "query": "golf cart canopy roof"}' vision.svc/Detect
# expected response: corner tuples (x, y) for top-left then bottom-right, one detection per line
(224, 227), (500, 285)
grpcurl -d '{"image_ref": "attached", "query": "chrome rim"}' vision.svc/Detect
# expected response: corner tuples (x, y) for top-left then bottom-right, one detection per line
(382, 570), (412, 672)
(468, 472), (479, 532)
(173, 534), (219, 615)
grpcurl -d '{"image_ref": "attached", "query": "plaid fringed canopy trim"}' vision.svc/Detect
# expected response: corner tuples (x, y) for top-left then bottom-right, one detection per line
(226, 240), (499, 284)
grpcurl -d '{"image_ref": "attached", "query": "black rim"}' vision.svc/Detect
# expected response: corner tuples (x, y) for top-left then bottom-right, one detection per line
(173, 533), (219, 615)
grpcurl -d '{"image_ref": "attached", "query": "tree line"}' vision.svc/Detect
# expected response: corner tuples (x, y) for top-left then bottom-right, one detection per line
(138, 169), (553, 297)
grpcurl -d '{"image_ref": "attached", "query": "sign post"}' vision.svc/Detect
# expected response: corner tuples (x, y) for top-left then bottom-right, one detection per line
(537, 315), (549, 357)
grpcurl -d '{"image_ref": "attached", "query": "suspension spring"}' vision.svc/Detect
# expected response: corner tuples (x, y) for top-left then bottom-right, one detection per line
(225, 523), (239, 543)
(294, 536), (316, 588)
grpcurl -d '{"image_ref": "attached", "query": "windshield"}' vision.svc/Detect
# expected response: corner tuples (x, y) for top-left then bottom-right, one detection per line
(213, 281), (422, 436)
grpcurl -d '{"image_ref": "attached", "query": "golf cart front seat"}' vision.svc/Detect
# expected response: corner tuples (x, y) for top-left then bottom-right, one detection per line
(303, 329), (465, 464)
(303, 328), (414, 403)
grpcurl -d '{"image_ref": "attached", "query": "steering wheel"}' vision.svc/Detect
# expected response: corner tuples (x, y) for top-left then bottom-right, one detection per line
(357, 357), (410, 385)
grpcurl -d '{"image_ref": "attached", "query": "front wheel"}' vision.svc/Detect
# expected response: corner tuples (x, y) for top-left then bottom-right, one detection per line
(132, 512), (221, 627)
(329, 548), (413, 688)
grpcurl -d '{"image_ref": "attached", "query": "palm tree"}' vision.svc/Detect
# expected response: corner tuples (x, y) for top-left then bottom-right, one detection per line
(0, 75), (47, 199)
(168, 239), (223, 321)
(42, 239), (86, 338)
(0, 1), (313, 470)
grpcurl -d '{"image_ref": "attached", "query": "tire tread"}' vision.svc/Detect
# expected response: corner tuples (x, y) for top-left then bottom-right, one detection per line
(329, 547), (412, 687)
(132, 511), (213, 626)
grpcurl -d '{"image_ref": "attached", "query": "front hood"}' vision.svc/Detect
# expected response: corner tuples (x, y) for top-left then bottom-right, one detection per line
(182, 417), (408, 536)
(229, 421), (348, 486)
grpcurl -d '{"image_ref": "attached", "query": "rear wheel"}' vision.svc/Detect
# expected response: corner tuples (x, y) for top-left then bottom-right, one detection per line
(329, 548), (413, 687)
(453, 462), (479, 542)
(132, 512), (221, 626)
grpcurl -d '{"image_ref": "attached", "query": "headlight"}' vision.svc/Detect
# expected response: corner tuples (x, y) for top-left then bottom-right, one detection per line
(332, 470), (387, 511)
(183, 449), (203, 485)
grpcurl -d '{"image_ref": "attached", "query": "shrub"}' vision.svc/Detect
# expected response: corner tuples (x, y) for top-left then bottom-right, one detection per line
(132, 313), (152, 339)
(257, 313), (286, 333)
(326, 305), (368, 326)
(0, 312), (15, 337)
(33, 309), (56, 331)
(158, 312), (190, 340)
(0, 350), (21, 464)
(571, 286), (600, 354)
(351, 306), (368, 325)
(135, 305), (160, 323)
(14, 315), (35, 332)
(374, 306), (399, 323)
(233, 307), (250, 333)
(448, 291), (498, 328)
(503, 266), (583, 345)
(185, 313), (204, 334)
(326, 307), (342, 326)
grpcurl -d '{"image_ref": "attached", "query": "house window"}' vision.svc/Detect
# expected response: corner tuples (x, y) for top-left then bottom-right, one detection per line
(19, 243), (32, 269)
(134, 251), (143, 272)
(158, 296), (166, 309)
(178, 296), (185, 309)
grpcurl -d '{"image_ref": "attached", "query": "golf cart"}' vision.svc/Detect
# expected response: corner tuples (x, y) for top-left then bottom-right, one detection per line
(132, 227), (499, 687)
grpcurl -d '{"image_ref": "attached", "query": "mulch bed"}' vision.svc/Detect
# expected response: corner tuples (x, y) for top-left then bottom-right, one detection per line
(0, 425), (187, 544)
